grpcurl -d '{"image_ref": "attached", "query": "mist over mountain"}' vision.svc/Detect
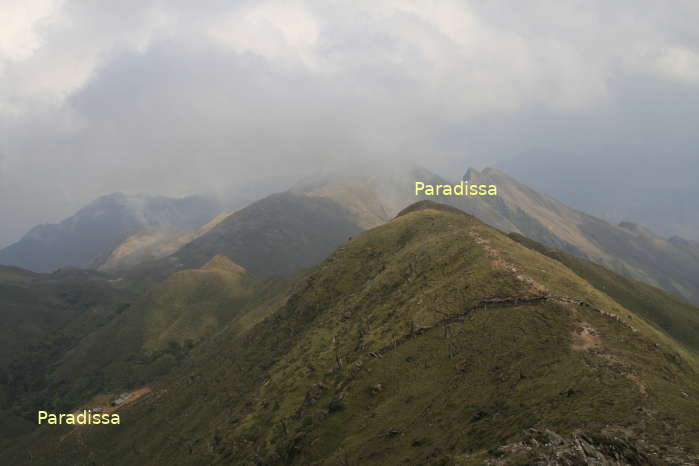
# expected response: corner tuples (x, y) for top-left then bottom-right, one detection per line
(0, 193), (221, 273)
(2, 165), (699, 463)
(8, 163), (697, 307)
(281, 164), (699, 305)
(2, 2), (699, 464)
(3, 2), (699, 247)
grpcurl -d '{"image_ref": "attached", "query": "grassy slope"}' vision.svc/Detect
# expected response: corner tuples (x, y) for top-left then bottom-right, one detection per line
(172, 192), (363, 277)
(0, 254), (294, 446)
(10, 201), (699, 465)
(95, 212), (231, 272)
(114, 191), (364, 292)
(0, 267), (129, 366)
(0, 267), (135, 438)
(293, 166), (699, 306)
(509, 232), (699, 354)
(50, 256), (262, 405)
(464, 167), (699, 305)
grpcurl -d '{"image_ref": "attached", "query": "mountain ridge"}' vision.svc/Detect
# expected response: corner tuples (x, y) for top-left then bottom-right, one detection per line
(5, 200), (699, 465)
(460, 167), (699, 304)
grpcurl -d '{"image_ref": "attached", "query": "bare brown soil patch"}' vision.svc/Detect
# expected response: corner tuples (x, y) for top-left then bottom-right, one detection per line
(571, 322), (601, 351)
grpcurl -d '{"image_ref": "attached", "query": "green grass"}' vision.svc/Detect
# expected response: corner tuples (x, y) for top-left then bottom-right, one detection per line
(509, 232), (699, 355)
(50, 257), (264, 405)
(0, 267), (135, 438)
(4, 201), (699, 465)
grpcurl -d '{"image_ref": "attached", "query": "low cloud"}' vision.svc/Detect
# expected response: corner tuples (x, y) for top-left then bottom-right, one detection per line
(2, 0), (699, 245)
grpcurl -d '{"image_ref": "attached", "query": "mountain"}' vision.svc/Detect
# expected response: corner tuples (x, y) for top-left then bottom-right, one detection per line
(6, 201), (699, 465)
(0, 193), (221, 273)
(168, 191), (363, 277)
(0, 255), (293, 442)
(43, 255), (266, 409)
(5, 166), (698, 309)
(93, 212), (231, 272)
(114, 170), (427, 286)
(240, 166), (699, 306)
(508, 233), (699, 354)
(288, 170), (414, 229)
(460, 168), (699, 305)
(668, 235), (699, 262)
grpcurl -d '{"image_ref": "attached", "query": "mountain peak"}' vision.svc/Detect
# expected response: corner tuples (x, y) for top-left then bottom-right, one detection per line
(464, 166), (512, 182)
(0, 192), (221, 272)
(482, 166), (509, 177)
(463, 167), (480, 181)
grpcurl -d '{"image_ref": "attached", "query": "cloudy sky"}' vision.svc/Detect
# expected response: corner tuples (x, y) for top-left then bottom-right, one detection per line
(2, 0), (698, 246)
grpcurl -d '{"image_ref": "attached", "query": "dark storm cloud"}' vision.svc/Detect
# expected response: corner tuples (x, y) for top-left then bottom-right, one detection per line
(1, 0), (698, 246)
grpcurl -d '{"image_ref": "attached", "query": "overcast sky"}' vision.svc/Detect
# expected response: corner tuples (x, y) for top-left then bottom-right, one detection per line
(2, 0), (698, 246)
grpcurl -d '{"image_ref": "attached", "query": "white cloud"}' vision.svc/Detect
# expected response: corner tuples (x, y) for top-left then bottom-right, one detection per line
(0, 1), (175, 114)
(1, 0), (699, 244)
(208, 2), (320, 69)
(652, 46), (699, 84)
(0, 0), (61, 60)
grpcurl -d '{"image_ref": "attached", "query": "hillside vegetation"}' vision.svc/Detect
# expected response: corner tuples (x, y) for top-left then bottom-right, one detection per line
(460, 168), (699, 305)
(509, 232), (699, 355)
(259, 167), (699, 306)
(7, 201), (699, 465)
(0, 267), (134, 438)
(171, 192), (363, 276)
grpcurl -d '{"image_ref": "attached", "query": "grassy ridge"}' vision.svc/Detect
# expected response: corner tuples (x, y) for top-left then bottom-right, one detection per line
(9, 202), (699, 465)
(457, 168), (699, 306)
(49, 256), (261, 407)
(509, 232), (699, 354)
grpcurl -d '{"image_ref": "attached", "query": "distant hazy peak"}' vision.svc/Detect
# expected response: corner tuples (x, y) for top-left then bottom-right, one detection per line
(466, 166), (534, 187)
(0, 192), (221, 273)
(463, 167), (478, 181)
(482, 166), (509, 176)
(288, 165), (440, 229)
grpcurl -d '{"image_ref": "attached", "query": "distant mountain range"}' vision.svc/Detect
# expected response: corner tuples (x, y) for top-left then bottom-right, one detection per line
(0, 193), (221, 273)
(454, 168), (699, 306)
(2, 166), (698, 307)
(265, 166), (699, 305)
